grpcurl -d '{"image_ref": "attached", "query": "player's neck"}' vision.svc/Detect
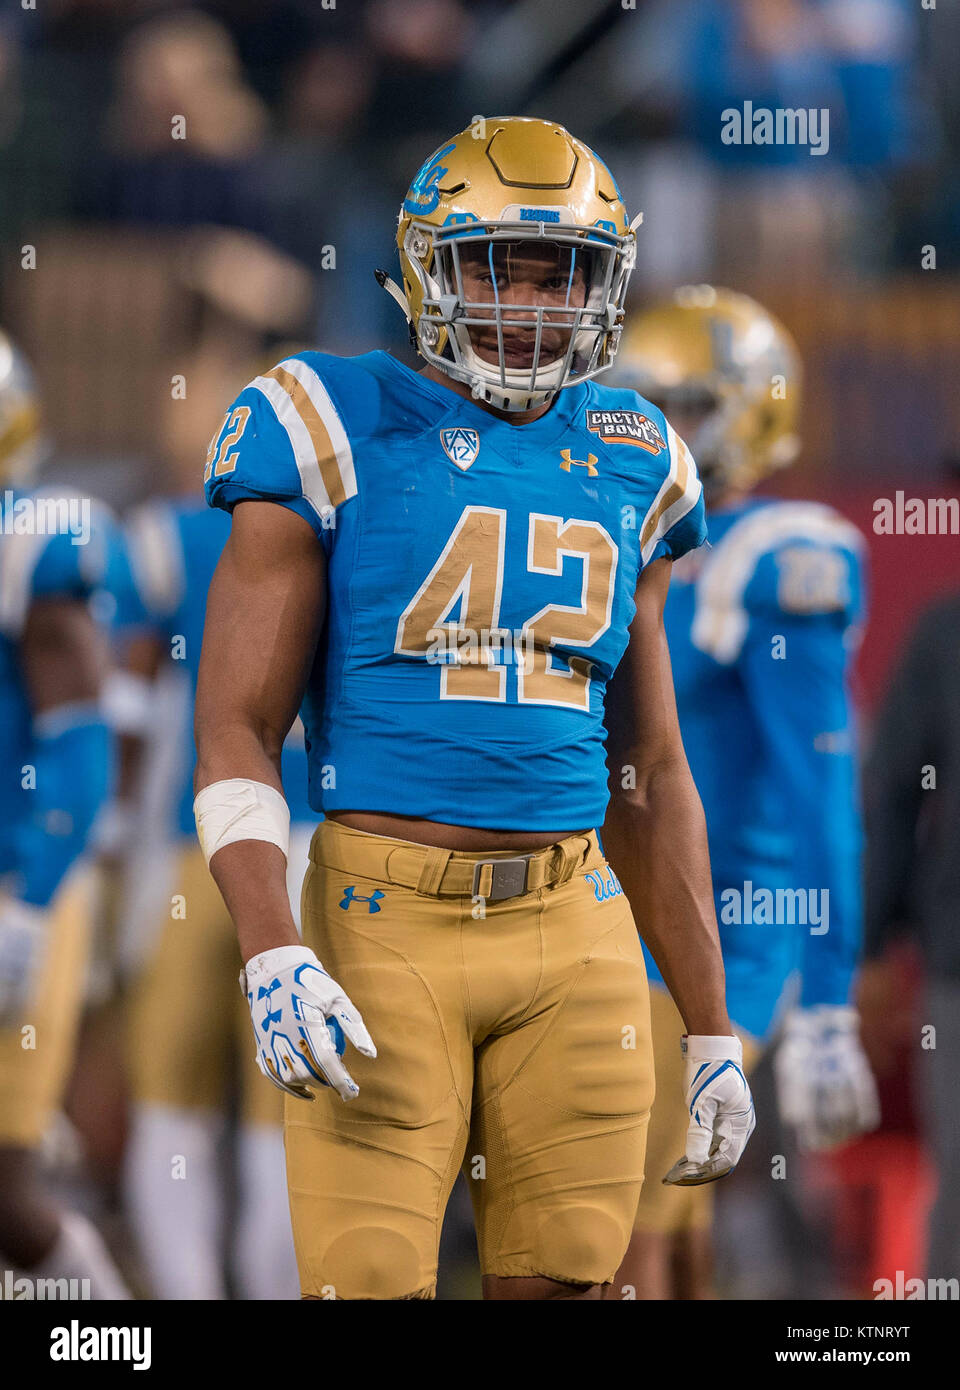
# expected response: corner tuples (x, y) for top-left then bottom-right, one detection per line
(418, 364), (557, 426)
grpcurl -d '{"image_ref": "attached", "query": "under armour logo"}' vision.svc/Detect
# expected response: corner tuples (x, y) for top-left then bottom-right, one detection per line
(257, 979), (283, 1030)
(559, 448), (598, 477)
(339, 886), (386, 913)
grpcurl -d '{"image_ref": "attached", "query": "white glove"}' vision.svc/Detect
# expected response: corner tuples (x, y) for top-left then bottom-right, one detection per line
(774, 1005), (880, 1152)
(0, 896), (47, 1025)
(242, 945), (376, 1103)
(664, 1034), (756, 1186)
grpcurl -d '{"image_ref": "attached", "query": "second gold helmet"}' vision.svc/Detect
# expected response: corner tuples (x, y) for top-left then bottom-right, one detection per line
(613, 286), (801, 497)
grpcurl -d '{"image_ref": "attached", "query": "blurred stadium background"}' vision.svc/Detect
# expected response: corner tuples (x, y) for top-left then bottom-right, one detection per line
(1, 0), (957, 1300)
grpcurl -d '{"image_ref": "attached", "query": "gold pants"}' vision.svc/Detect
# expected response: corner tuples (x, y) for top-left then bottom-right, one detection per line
(284, 818), (656, 1299)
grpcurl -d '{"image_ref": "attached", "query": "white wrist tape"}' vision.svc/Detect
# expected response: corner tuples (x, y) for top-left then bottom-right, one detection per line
(682, 1034), (744, 1063)
(194, 779), (290, 866)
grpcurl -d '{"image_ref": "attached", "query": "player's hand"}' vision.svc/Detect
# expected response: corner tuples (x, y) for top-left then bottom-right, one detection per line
(774, 1005), (880, 1152)
(241, 944), (376, 1102)
(663, 1034), (756, 1186)
(0, 896), (47, 1026)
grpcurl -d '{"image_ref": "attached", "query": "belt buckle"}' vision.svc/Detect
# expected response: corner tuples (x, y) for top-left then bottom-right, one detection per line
(472, 855), (531, 902)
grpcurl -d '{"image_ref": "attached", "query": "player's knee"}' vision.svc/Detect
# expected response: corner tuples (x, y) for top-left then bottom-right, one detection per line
(530, 1204), (630, 1287)
(307, 1226), (432, 1301)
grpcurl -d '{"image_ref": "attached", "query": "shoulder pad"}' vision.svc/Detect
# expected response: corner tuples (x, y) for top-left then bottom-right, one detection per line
(692, 502), (865, 663)
(204, 352), (359, 532)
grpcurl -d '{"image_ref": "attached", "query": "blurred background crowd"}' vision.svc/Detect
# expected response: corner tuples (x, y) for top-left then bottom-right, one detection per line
(1, 0), (958, 1300)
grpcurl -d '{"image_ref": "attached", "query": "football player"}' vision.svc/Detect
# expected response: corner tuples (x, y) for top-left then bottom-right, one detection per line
(110, 360), (310, 1299)
(0, 330), (129, 1297)
(607, 286), (879, 1299)
(193, 119), (755, 1301)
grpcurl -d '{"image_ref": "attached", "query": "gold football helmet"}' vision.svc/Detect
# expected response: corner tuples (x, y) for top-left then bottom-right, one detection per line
(614, 285), (802, 498)
(0, 331), (44, 486)
(383, 117), (641, 412)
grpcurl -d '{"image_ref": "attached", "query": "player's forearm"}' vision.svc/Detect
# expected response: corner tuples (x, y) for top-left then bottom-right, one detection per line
(195, 718), (299, 961)
(209, 840), (300, 962)
(195, 699), (288, 790)
(603, 755), (730, 1035)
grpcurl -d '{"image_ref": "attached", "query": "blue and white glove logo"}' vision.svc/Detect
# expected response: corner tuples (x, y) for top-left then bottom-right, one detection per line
(242, 946), (376, 1103)
(664, 1035), (756, 1187)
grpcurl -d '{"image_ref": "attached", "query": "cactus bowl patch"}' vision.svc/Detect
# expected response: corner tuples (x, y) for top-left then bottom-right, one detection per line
(586, 410), (665, 453)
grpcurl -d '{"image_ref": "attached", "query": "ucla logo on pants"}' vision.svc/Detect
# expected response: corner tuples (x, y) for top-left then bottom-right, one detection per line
(584, 867), (623, 902)
(339, 886), (386, 913)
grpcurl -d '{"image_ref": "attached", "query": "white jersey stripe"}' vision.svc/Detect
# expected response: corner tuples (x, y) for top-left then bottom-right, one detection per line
(250, 372), (335, 520)
(639, 423), (703, 566)
(278, 357), (357, 505)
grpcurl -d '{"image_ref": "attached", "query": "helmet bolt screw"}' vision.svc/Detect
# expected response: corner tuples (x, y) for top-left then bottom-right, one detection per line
(420, 322), (439, 347)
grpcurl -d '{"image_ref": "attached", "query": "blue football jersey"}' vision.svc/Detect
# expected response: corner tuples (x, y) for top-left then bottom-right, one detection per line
(204, 350), (706, 830)
(0, 487), (114, 887)
(643, 497), (867, 1039)
(120, 496), (312, 838)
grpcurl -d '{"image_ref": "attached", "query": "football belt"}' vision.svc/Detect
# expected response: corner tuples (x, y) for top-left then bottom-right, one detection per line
(315, 831), (601, 902)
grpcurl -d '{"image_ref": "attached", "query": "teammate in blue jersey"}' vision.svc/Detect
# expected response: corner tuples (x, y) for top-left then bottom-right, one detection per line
(193, 119), (756, 1301)
(0, 330), (129, 1298)
(607, 286), (879, 1299)
(107, 362), (312, 1298)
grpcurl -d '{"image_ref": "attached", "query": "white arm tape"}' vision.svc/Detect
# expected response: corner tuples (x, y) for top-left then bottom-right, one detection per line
(194, 779), (290, 866)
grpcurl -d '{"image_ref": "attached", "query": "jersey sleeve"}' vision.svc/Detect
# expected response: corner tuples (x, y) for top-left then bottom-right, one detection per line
(638, 421), (707, 568)
(204, 353), (358, 549)
(735, 516), (868, 1008)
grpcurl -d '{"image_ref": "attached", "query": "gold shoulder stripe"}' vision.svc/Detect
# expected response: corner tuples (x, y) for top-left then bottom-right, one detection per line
(264, 364), (348, 509)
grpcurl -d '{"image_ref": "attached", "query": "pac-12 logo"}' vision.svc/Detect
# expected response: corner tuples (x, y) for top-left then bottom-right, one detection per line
(440, 427), (480, 469)
(584, 867), (623, 902)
